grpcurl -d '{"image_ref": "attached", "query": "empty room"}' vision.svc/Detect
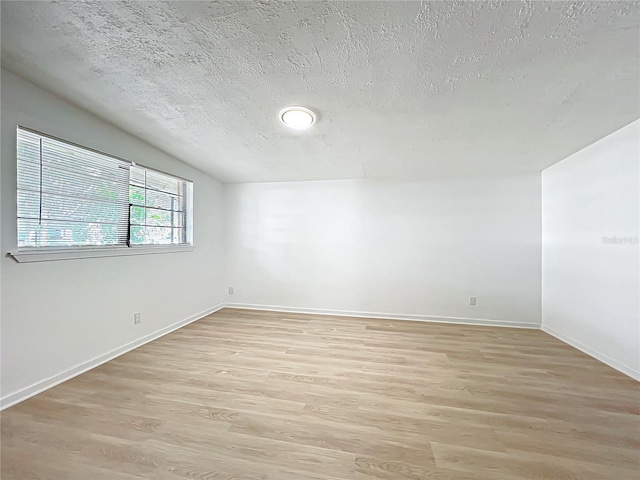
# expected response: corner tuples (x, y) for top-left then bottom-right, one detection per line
(1, 1), (638, 479)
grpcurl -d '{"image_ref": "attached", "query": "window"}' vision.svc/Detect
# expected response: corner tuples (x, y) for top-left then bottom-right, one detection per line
(129, 164), (191, 246)
(15, 126), (193, 258)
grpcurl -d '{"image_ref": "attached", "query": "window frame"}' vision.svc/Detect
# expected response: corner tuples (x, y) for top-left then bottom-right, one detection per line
(9, 126), (194, 263)
(128, 163), (193, 247)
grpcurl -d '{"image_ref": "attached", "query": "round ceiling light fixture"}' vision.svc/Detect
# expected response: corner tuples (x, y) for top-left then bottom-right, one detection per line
(279, 106), (316, 129)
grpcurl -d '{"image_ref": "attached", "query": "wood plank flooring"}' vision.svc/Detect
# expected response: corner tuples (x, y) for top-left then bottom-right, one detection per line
(2, 308), (639, 479)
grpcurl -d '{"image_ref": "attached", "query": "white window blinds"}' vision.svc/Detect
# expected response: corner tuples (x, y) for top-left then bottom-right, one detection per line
(17, 127), (130, 248)
(16, 126), (193, 250)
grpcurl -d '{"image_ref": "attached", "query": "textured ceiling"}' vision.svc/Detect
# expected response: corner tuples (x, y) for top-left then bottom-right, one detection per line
(1, 1), (638, 183)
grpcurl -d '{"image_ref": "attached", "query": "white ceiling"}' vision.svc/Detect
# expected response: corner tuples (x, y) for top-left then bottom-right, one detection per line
(1, 1), (638, 183)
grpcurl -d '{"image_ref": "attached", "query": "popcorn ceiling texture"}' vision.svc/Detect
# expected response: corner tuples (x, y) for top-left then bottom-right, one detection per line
(1, 1), (638, 182)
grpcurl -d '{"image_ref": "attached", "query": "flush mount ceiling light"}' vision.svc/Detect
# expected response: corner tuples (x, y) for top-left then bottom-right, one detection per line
(279, 106), (316, 129)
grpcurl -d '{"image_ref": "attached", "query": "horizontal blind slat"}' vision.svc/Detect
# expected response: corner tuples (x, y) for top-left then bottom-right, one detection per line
(18, 219), (124, 247)
(18, 216), (127, 227)
(18, 188), (126, 207)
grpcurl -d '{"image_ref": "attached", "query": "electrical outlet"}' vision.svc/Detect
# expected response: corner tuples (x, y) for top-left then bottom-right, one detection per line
(228, 287), (234, 295)
(469, 297), (477, 306)
(134, 312), (141, 324)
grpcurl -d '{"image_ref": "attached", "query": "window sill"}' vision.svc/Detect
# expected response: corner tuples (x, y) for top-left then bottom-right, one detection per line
(8, 245), (195, 263)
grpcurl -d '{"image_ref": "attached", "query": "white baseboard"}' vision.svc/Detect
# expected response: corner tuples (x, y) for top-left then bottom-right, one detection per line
(541, 324), (640, 381)
(225, 302), (540, 329)
(11, 303), (635, 410)
(0, 303), (225, 411)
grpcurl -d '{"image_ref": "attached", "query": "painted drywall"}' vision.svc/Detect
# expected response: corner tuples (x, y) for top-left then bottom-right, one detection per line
(225, 175), (542, 326)
(542, 120), (640, 380)
(0, 69), (226, 407)
(2, 2), (638, 182)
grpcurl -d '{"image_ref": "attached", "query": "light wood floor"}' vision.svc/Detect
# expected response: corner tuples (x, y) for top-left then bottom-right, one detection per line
(2, 308), (639, 480)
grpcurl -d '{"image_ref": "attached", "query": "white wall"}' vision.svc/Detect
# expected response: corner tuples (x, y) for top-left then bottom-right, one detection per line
(226, 175), (542, 327)
(542, 120), (640, 380)
(0, 69), (226, 407)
